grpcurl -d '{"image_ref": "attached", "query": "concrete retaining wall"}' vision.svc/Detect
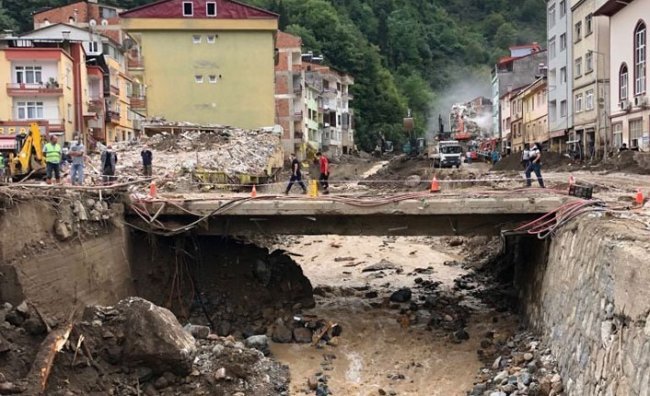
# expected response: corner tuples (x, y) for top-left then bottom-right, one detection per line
(0, 200), (134, 319)
(518, 216), (650, 395)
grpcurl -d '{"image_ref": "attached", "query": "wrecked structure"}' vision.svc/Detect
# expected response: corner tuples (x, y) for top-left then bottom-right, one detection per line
(449, 96), (493, 140)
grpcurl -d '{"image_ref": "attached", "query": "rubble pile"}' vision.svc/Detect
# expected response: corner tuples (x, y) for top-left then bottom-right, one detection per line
(0, 297), (289, 396)
(110, 126), (283, 186)
(470, 332), (564, 396)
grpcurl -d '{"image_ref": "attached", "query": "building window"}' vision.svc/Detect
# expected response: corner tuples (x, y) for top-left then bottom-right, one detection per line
(549, 100), (557, 122)
(585, 14), (593, 35)
(560, 67), (567, 83)
(585, 51), (593, 73)
(206, 2), (217, 17)
(630, 118), (643, 146)
(195, 75), (203, 83)
(16, 101), (44, 119)
(560, 0), (566, 17)
(183, 1), (193, 16)
(575, 22), (582, 42)
(206, 35), (215, 44)
(67, 104), (72, 122)
(192, 34), (201, 44)
(620, 63), (629, 101)
(548, 4), (556, 28)
(613, 123), (623, 147)
(89, 41), (99, 52)
(15, 66), (43, 84)
(560, 34), (567, 51)
(560, 100), (567, 117)
(575, 57), (582, 78)
(66, 67), (72, 88)
(208, 75), (217, 83)
(575, 93), (583, 112)
(585, 89), (594, 110)
(549, 37), (556, 59)
(634, 21), (646, 95)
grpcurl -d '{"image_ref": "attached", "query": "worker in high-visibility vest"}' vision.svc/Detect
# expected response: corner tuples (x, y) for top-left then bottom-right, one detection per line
(43, 135), (62, 184)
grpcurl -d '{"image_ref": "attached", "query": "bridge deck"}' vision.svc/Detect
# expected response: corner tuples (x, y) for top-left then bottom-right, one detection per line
(126, 191), (576, 236)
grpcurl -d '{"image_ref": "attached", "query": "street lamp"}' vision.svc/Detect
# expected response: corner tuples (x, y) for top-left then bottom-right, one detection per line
(587, 49), (609, 163)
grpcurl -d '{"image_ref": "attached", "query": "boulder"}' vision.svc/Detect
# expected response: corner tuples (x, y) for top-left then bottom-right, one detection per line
(389, 288), (412, 303)
(404, 175), (422, 188)
(245, 335), (269, 355)
(293, 327), (313, 343)
(271, 322), (293, 343)
(119, 298), (196, 375)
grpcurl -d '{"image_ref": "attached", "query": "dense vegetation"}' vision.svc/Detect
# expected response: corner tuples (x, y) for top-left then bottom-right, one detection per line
(0, 0), (545, 149)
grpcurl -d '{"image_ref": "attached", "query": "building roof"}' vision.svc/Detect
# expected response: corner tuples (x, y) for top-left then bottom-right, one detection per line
(594, 0), (634, 17)
(276, 31), (301, 48)
(120, 0), (277, 19)
(32, 0), (123, 16)
(509, 43), (542, 51)
(20, 23), (121, 48)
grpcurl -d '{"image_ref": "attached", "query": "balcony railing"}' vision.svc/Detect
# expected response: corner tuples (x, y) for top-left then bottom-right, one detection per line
(88, 98), (104, 113)
(130, 96), (147, 109)
(106, 110), (120, 123)
(127, 56), (144, 69)
(110, 85), (120, 96)
(6, 83), (63, 97)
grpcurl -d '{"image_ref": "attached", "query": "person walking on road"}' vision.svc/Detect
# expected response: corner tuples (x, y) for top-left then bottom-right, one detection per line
(285, 153), (307, 195)
(141, 146), (153, 177)
(43, 135), (62, 184)
(316, 151), (330, 194)
(69, 135), (85, 186)
(101, 145), (118, 184)
(525, 142), (545, 188)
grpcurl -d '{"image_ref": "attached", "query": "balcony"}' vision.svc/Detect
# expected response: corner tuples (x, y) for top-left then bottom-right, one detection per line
(6, 83), (63, 97)
(127, 56), (144, 69)
(322, 88), (338, 98)
(106, 110), (120, 124)
(88, 98), (104, 113)
(110, 85), (120, 96)
(293, 111), (303, 122)
(293, 84), (303, 95)
(342, 92), (354, 101)
(130, 96), (147, 109)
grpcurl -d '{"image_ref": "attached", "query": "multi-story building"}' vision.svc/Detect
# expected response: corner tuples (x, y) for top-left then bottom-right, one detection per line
(275, 32), (305, 156)
(571, 0), (610, 160)
(19, 23), (134, 143)
(491, 44), (547, 149)
(33, 0), (126, 44)
(596, 0), (649, 151)
(547, 0), (573, 152)
(120, 0), (278, 129)
(522, 78), (550, 147)
(510, 88), (526, 152)
(314, 65), (354, 156)
(0, 35), (85, 142)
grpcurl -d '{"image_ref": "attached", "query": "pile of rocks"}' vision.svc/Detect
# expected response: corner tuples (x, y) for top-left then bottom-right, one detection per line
(54, 194), (116, 241)
(110, 126), (283, 183)
(470, 332), (564, 396)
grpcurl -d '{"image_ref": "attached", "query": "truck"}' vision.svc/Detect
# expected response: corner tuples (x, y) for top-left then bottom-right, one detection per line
(429, 140), (463, 168)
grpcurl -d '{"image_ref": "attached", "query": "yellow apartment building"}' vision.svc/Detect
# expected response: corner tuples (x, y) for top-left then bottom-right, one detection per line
(121, 0), (278, 129)
(522, 77), (550, 148)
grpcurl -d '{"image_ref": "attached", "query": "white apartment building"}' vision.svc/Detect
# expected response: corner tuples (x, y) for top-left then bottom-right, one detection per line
(547, 0), (573, 151)
(596, 0), (649, 151)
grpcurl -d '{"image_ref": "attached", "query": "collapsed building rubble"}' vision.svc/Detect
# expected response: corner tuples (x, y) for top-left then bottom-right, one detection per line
(108, 123), (284, 191)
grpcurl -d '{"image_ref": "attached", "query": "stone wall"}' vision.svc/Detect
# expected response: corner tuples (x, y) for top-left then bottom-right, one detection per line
(517, 216), (650, 395)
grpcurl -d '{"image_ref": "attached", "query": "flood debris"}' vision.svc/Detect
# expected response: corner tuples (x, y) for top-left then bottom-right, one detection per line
(0, 297), (289, 395)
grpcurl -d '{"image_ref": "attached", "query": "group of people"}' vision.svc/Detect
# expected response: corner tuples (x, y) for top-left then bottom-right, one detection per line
(10, 135), (155, 186)
(285, 151), (330, 195)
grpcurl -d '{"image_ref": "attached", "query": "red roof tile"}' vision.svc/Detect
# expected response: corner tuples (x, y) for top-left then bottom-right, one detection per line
(120, 0), (277, 19)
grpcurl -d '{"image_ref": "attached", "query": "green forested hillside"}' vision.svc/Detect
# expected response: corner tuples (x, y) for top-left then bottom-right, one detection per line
(0, 0), (546, 149)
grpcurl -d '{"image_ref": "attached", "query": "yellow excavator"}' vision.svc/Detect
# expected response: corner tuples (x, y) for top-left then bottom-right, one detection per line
(8, 122), (47, 180)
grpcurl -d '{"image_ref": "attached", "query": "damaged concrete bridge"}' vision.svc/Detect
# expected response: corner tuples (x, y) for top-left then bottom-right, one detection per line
(127, 191), (576, 236)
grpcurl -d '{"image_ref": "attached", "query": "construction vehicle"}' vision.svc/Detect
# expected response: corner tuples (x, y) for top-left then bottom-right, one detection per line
(429, 140), (463, 168)
(8, 123), (47, 180)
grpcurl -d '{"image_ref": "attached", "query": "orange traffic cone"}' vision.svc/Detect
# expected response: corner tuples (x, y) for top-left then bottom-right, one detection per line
(430, 176), (440, 193)
(148, 181), (157, 198)
(635, 188), (644, 205)
(251, 184), (257, 198)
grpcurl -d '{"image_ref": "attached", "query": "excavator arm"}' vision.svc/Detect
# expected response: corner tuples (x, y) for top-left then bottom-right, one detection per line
(9, 123), (46, 179)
